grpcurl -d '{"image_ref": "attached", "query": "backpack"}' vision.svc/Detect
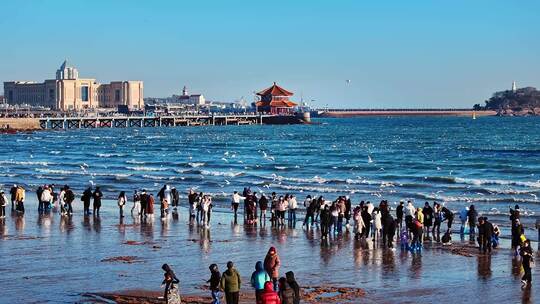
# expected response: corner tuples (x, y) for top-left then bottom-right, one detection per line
(65, 190), (75, 203)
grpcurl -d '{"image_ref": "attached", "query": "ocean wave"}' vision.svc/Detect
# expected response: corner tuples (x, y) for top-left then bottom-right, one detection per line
(126, 166), (168, 172)
(200, 170), (244, 177)
(188, 162), (205, 168)
(126, 159), (146, 164)
(415, 192), (540, 204)
(141, 174), (175, 181)
(454, 177), (540, 188)
(0, 160), (51, 166)
(96, 153), (125, 158)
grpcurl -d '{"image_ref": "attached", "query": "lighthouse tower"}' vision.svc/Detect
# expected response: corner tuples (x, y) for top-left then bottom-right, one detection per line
(512, 81), (517, 93)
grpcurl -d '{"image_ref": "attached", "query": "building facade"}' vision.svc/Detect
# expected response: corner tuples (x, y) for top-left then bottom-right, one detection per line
(171, 86), (206, 105)
(3, 60), (143, 111)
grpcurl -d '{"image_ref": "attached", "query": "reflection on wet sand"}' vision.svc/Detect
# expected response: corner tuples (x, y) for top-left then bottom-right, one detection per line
(0, 205), (536, 304)
(477, 255), (492, 280)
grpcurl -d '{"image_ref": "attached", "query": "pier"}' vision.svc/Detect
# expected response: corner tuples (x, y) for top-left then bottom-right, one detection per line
(38, 114), (273, 130)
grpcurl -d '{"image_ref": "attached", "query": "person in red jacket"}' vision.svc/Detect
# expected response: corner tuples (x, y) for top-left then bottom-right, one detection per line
(264, 247), (281, 291)
(260, 281), (281, 304)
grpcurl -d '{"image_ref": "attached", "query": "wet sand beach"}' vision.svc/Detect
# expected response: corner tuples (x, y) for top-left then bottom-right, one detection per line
(0, 198), (537, 304)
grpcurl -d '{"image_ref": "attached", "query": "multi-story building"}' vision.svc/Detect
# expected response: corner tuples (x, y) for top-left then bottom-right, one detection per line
(3, 60), (144, 111)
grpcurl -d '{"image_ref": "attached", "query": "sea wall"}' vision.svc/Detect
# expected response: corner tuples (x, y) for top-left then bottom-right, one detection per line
(0, 117), (41, 131)
(320, 110), (496, 117)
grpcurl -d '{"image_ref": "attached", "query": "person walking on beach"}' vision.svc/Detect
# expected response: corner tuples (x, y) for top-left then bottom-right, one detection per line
(278, 277), (295, 304)
(231, 191), (244, 224)
(361, 206), (372, 238)
(36, 186), (44, 212)
(277, 196), (287, 227)
(82, 186), (92, 215)
(220, 261), (241, 304)
(63, 185), (75, 215)
(372, 207), (382, 241)
(92, 186), (103, 216)
(0, 190), (7, 218)
(264, 247), (281, 291)
(139, 190), (148, 218)
(270, 192), (278, 226)
(459, 206), (469, 234)
(302, 195), (314, 227)
(422, 202), (433, 241)
(161, 264), (181, 304)
(259, 194), (268, 225)
(432, 203), (442, 242)
(207, 263), (222, 304)
(285, 271), (300, 304)
(147, 194), (155, 216)
(201, 195), (212, 227)
(520, 239), (534, 288)
(441, 206), (454, 233)
(117, 191), (127, 218)
(40, 186), (53, 213)
(468, 205), (478, 235)
(396, 201), (404, 230)
(15, 185), (25, 214)
(287, 195), (298, 225)
(251, 261), (270, 303)
(512, 219), (525, 255)
(188, 189), (197, 223)
(405, 201), (415, 235)
(260, 281), (281, 304)
(479, 217), (494, 254)
(320, 205), (330, 240)
(10, 184), (17, 211)
(131, 190), (141, 216)
(353, 205), (364, 239)
(171, 187), (180, 212)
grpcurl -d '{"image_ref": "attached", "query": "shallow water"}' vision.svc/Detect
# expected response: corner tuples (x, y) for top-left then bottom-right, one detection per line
(1, 117), (540, 230)
(0, 202), (537, 303)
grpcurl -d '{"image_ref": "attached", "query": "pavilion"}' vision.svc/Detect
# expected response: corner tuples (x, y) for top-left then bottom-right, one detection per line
(255, 82), (297, 114)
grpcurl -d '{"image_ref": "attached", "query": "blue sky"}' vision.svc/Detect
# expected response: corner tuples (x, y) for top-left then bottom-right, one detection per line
(1, 0), (538, 108)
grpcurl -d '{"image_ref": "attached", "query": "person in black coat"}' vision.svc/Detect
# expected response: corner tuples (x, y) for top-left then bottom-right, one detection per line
(92, 187), (103, 216)
(396, 202), (404, 229)
(81, 187), (92, 215)
(519, 239), (533, 287)
(286, 271), (300, 304)
(482, 217), (494, 254)
(320, 206), (331, 240)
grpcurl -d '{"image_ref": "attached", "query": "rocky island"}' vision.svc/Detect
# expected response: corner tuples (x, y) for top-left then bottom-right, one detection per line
(475, 84), (540, 116)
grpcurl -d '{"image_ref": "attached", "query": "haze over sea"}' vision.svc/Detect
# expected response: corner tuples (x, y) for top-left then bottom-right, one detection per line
(1, 117), (539, 229)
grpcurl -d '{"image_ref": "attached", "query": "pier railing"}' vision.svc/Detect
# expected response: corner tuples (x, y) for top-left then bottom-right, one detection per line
(39, 114), (271, 130)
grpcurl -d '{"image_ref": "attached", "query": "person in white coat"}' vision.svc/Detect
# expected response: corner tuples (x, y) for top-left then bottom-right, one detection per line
(118, 191), (127, 218)
(373, 208), (382, 241)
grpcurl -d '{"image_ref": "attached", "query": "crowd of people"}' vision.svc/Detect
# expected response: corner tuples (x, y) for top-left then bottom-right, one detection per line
(162, 246), (300, 304)
(0, 183), (536, 292)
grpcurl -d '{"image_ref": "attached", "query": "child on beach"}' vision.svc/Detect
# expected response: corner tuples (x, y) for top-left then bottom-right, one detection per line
(208, 264), (222, 304)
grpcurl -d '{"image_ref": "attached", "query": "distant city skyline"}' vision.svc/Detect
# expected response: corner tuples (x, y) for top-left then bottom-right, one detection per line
(1, 0), (539, 108)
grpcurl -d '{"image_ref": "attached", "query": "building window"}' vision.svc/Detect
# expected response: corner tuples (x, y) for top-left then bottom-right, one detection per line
(115, 89), (120, 102)
(8, 90), (13, 102)
(49, 89), (55, 100)
(81, 86), (89, 102)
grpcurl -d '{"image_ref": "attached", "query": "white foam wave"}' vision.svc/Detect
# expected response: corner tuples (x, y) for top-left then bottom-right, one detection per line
(188, 162), (205, 168)
(126, 166), (168, 172)
(200, 170), (244, 178)
(0, 160), (50, 166)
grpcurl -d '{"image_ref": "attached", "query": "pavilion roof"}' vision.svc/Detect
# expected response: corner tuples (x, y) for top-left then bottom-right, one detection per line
(256, 82), (294, 97)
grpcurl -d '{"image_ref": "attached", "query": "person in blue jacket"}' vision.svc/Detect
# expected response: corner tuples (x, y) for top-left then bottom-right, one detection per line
(251, 261), (270, 303)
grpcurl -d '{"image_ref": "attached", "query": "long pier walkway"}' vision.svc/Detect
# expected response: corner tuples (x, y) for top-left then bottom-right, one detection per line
(39, 114), (271, 130)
